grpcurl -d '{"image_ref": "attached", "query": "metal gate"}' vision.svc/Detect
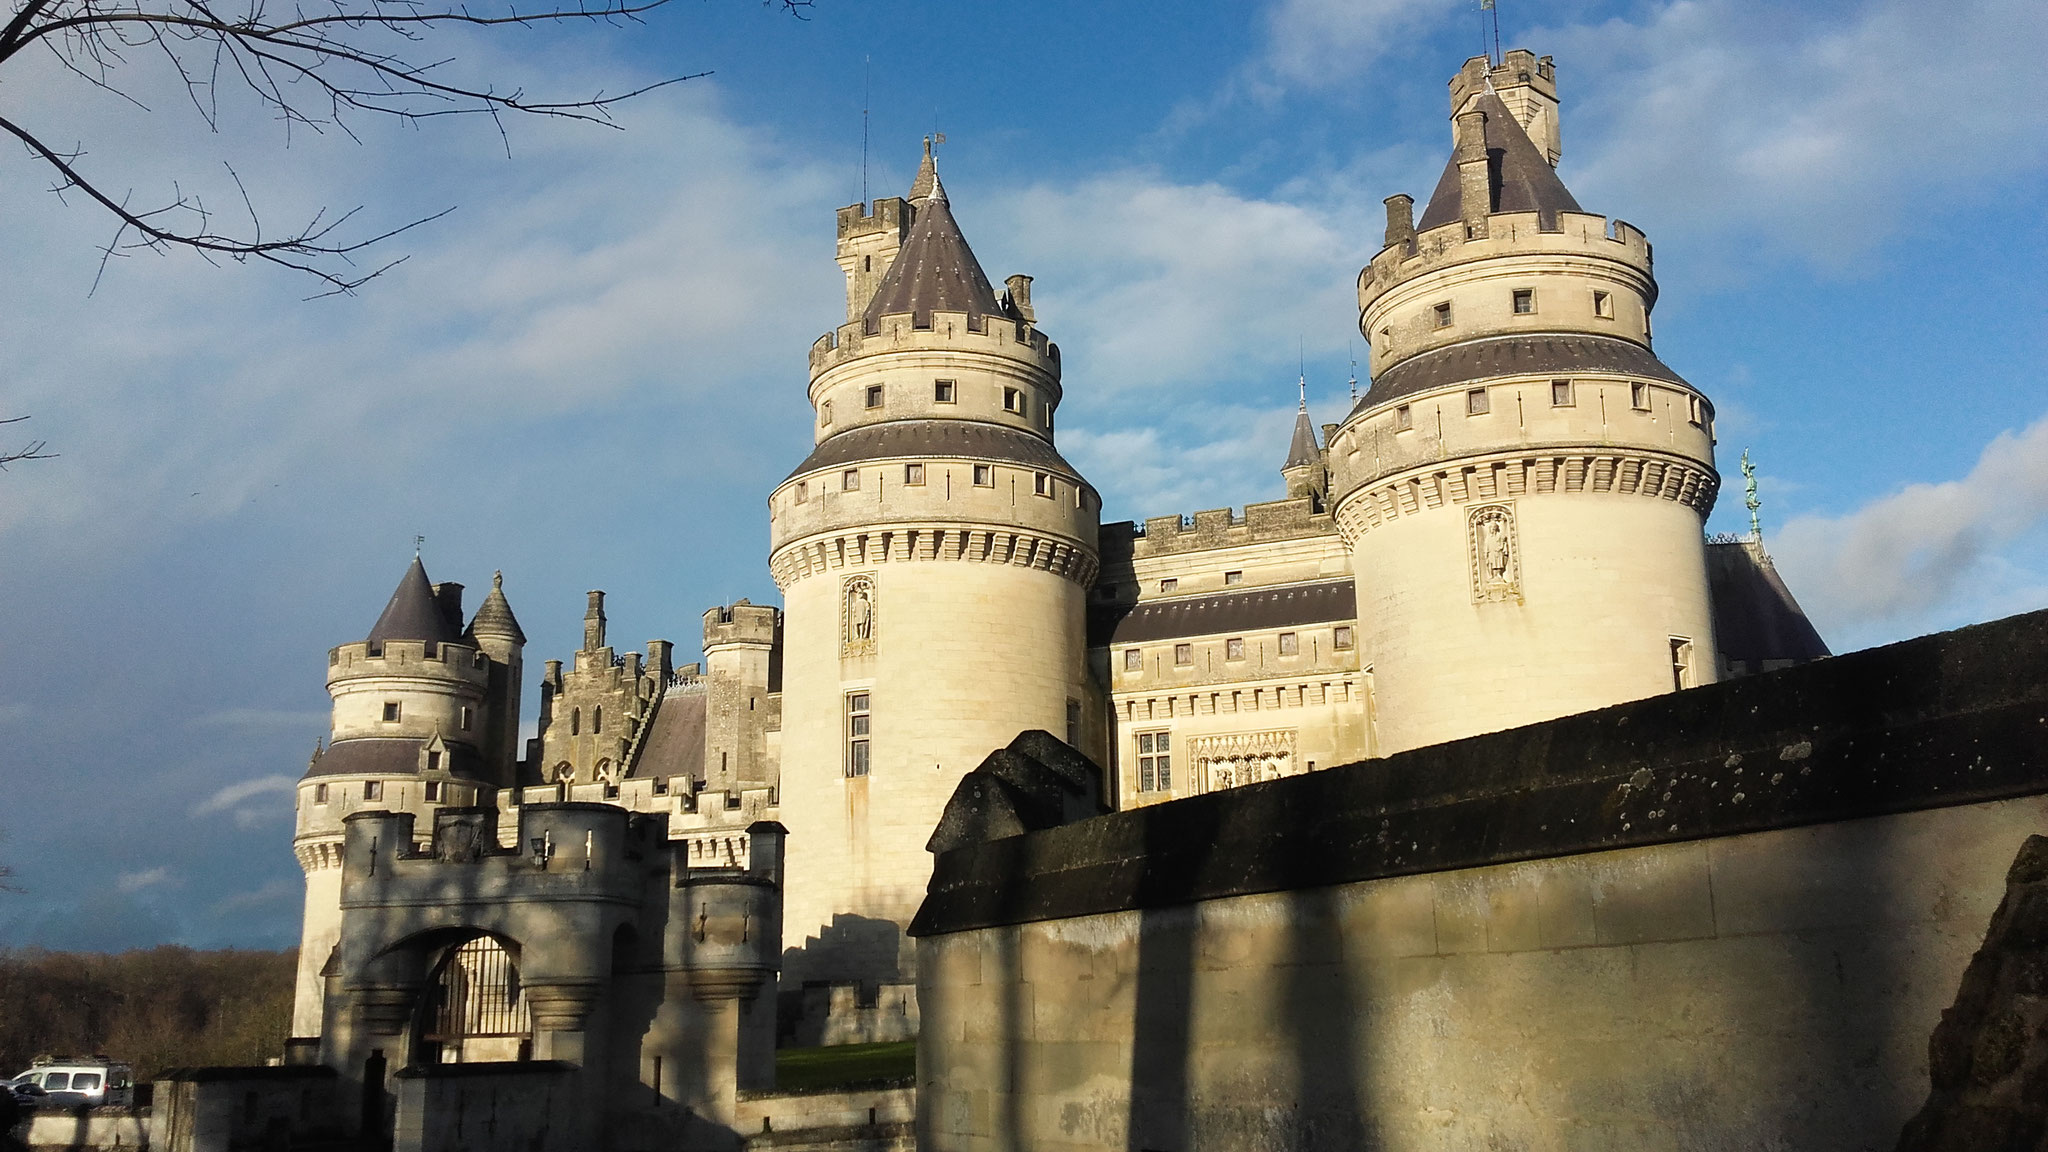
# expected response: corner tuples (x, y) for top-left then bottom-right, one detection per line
(422, 936), (530, 1062)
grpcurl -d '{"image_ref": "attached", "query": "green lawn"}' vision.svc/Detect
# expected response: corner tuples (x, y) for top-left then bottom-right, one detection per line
(774, 1040), (916, 1092)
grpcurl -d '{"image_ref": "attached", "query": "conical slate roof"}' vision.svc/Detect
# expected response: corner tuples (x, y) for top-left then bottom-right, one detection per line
(367, 556), (462, 648)
(467, 570), (526, 644)
(1284, 403), (1320, 470)
(1416, 91), (1583, 231)
(863, 168), (1003, 333)
(908, 137), (938, 205)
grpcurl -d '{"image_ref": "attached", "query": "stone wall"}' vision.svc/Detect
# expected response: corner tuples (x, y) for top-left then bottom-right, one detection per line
(911, 608), (2048, 1151)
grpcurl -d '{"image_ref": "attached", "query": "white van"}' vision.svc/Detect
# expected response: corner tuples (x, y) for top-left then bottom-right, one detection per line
(9, 1057), (135, 1109)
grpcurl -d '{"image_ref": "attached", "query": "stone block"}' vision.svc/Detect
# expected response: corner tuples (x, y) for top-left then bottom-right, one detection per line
(1589, 842), (1715, 946)
(1337, 875), (1438, 958)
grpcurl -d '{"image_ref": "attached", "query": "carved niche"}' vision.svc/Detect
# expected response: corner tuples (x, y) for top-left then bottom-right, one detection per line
(1189, 728), (1298, 794)
(842, 575), (877, 657)
(1468, 504), (1522, 603)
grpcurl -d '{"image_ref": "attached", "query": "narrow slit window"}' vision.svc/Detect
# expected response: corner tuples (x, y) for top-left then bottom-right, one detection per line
(845, 693), (871, 777)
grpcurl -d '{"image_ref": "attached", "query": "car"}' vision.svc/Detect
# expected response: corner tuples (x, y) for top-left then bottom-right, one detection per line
(5, 1078), (48, 1113)
(8, 1058), (134, 1109)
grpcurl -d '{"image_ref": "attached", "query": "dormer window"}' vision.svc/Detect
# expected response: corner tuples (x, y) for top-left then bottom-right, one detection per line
(865, 385), (883, 409)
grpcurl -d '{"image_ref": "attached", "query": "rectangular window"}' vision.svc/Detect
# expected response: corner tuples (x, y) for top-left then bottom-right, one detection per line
(1631, 382), (1651, 411)
(1173, 643), (1192, 666)
(843, 469), (861, 491)
(904, 463), (926, 485)
(1394, 404), (1413, 431)
(1034, 472), (1053, 497)
(972, 464), (993, 487)
(1551, 379), (1574, 407)
(1687, 396), (1704, 427)
(1467, 388), (1490, 415)
(314, 783), (329, 804)
(458, 706), (472, 731)
(1433, 302), (1453, 327)
(364, 781), (383, 801)
(1593, 290), (1614, 318)
(1066, 698), (1081, 747)
(1159, 578), (1178, 593)
(1279, 631), (1298, 655)
(845, 693), (871, 777)
(1124, 649), (1142, 672)
(1223, 570), (1243, 585)
(1003, 387), (1024, 414)
(1225, 637), (1245, 660)
(1670, 637), (1695, 690)
(426, 751), (441, 774)
(864, 385), (883, 409)
(820, 400), (833, 425)
(1512, 288), (1535, 314)
(424, 780), (441, 801)
(381, 701), (400, 722)
(795, 480), (808, 503)
(933, 379), (956, 403)
(1333, 625), (1354, 650)
(1137, 731), (1172, 792)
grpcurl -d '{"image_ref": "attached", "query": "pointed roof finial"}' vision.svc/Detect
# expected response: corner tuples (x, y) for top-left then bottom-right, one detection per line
(909, 135), (938, 205)
(1741, 448), (1763, 541)
(1284, 384), (1320, 471)
(469, 568), (526, 644)
(368, 555), (461, 647)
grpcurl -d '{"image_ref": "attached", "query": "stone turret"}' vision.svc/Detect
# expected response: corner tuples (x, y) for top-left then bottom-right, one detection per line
(1281, 379), (1327, 506)
(465, 571), (525, 788)
(769, 145), (1102, 998)
(1328, 51), (1720, 755)
(702, 601), (781, 796)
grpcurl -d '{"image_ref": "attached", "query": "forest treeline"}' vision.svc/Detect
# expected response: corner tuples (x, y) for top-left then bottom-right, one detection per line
(0, 947), (295, 1080)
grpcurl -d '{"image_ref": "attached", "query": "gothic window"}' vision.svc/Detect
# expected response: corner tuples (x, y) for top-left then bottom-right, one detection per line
(1173, 643), (1192, 666)
(1278, 632), (1298, 656)
(382, 701), (401, 722)
(1552, 379), (1574, 407)
(973, 464), (993, 487)
(934, 380), (956, 403)
(593, 706), (602, 735)
(1124, 649), (1142, 672)
(904, 463), (926, 486)
(1467, 388), (1491, 415)
(1512, 288), (1535, 314)
(845, 693), (871, 777)
(1593, 290), (1614, 319)
(1433, 301), (1453, 327)
(843, 469), (860, 491)
(865, 385), (883, 409)
(571, 708), (580, 736)
(1333, 625), (1354, 650)
(1394, 404), (1413, 432)
(1226, 637), (1245, 661)
(1137, 731), (1171, 792)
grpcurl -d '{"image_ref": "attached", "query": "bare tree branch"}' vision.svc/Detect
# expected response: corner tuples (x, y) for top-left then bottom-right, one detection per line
(3, 0), (807, 293)
(0, 414), (57, 469)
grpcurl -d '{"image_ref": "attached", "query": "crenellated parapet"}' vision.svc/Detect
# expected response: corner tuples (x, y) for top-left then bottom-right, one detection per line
(810, 311), (1058, 379)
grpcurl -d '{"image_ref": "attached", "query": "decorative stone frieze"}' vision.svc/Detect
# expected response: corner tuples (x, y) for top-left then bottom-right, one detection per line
(1335, 448), (1717, 544)
(770, 524), (1099, 590)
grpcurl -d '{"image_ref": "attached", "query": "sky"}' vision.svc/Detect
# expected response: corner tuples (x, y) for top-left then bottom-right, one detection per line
(1, 0), (2043, 951)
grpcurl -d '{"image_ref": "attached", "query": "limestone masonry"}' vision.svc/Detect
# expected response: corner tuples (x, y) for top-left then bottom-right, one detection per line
(265, 48), (1852, 1152)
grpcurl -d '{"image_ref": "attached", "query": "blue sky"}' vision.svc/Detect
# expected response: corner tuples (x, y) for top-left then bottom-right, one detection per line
(1, 0), (2043, 950)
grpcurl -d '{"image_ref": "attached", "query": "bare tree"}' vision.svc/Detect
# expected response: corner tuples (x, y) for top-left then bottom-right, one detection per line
(0, 416), (55, 469)
(1, 0), (809, 294)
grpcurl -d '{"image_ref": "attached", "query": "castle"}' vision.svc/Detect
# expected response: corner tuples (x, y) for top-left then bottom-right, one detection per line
(275, 48), (1832, 1151)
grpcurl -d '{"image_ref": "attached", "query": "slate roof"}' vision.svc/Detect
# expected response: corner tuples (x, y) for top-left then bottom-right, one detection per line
(632, 687), (706, 785)
(1284, 406), (1320, 470)
(1706, 540), (1831, 666)
(367, 556), (463, 649)
(1416, 91), (1583, 232)
(1358, 333), (1688, 411)
(862, 172), (1004, 334)
(1090, 579), (1357, 647)
(787, 420), (1084, 482)
(304, 737), (485, 780)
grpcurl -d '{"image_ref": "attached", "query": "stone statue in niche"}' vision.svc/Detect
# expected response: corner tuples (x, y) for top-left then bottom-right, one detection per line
(1468, 504), (1522, 602)
(843, 575), (877, 656)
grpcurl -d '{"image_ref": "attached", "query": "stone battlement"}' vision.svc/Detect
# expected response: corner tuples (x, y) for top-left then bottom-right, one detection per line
(836, 196), (910, 241)
(810, 310), (1059, 377)
(1098, 496), (1337, 563)
(327, 639), (491, 687)
(703, 600), (780, 650)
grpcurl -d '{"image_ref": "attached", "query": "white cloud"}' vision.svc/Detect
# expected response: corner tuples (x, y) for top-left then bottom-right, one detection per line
(1773, 410), (2048, 646)
(1257, 0), (1463, 91)
(116, 866), (180, 893)
(192, 774), (298, 817)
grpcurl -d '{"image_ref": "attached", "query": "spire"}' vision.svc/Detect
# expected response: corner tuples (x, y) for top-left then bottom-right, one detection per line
(1284, 392), (1321, 471)
(863, 145), (1002, 333)
(367, 555), (462, 648)
(1415, 91), (1582, 231)
(909, 135), (937, 205)
(467, 570), (526, 645)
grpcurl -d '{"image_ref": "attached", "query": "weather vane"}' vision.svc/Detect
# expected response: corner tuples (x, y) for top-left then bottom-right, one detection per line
(414, 534), (426, 556)
(1740, 449), (1761, 541)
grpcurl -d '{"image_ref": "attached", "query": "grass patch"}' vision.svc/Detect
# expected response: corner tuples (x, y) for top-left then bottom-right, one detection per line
(774, 1040), (916, 1092)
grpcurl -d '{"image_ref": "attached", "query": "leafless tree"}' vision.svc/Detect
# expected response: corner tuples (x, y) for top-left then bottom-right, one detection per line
(1, 0), (810, 294)
(0, 416), (55, 469)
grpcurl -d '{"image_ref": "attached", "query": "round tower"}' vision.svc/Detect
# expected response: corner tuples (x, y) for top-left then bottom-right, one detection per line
(1328, 52), (1720, 756)
(768, 147), (1100, 985)
(289, 557), (499, 1040)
